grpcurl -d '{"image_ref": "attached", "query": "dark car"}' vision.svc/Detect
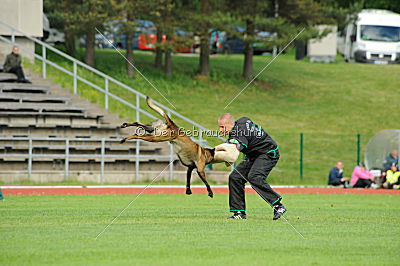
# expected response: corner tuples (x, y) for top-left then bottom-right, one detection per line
(217, 27), (275, 55)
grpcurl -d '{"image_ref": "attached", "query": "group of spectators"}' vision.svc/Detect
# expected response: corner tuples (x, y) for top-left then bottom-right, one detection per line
(328, 150), (399, 189)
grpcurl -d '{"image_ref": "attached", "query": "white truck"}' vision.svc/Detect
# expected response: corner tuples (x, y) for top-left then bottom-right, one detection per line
(337, 9), (400, 64)
(43, 14), (65, 45)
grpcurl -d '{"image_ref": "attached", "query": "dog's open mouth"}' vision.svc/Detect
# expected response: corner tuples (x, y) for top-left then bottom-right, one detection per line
(129, 126), (152, 136)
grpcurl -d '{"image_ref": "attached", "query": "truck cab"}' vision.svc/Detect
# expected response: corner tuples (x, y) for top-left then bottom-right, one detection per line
(338, 9), (400, 64)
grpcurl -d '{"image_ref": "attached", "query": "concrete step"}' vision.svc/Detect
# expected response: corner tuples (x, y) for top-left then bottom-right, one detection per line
(0, 156), (174, 163)
(0, 82), (50, 93)
(0, 122), (121, 129)
(0, 138), (169, 149)
(0, 92), (70, 104)
(0, 73), (18, 82)
(0, 115), (102, 128)
(0, 102), (86, 112)
(0, 66), (177, 178)
(0, 111), (94, 117)
(0, 127), (122, 139)
(0, 144), (162, 153)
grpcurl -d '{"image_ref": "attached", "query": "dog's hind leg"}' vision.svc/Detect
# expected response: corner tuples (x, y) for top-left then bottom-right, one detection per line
(196, 169), (213, 198)
(186, 166), (195, 195)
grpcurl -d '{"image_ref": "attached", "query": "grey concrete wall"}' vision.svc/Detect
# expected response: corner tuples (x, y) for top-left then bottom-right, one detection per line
(308, 25), (337, 57)
(0, 0), (43, 62)
(0, 0), (43, 37)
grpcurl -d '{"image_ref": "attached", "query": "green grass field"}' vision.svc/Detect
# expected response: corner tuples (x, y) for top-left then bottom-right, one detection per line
(27, 48), (400, 184)
(2, 193), (399, 265)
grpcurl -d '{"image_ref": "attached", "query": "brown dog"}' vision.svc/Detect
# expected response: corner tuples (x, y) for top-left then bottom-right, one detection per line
(120, 97), (216, 198)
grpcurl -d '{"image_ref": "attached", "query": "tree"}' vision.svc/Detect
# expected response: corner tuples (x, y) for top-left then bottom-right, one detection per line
(43, 0), (80, 57)
(198, 0), (210, 77)
(44, 0), (123, 65)
(141, 0), (175, 71)
(122, 0), (146, 77)
(334, 0), (400, 13)
(180, 0), (231, 78)
(163, 1), (174, 77)
(145, 0), (168, 69)
(146, 0), (191, 76)
(81, 0), (119, 66)
(154, 27), (164, 69)
(227, 0), (270, 79)
(227, 0), (337, 79)
(125, 11), (135, 77)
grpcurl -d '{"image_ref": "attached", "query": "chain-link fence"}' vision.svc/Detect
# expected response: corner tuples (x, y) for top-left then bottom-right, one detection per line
(268, 133), (373, 185)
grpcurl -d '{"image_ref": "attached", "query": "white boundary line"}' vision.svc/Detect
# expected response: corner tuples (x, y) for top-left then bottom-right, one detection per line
(1, 185), (330, 189)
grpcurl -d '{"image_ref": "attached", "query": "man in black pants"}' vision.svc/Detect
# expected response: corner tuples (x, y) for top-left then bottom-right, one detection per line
(3, 46), (30, 83)
(217, 113), (286, 220)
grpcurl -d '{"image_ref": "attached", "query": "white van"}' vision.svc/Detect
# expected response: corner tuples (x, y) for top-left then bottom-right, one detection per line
(43, 14), (65, 45)
(337, 9), (400, 64)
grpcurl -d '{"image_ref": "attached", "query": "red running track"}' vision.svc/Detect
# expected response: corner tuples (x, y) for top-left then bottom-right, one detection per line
(2, 186), (400, 196)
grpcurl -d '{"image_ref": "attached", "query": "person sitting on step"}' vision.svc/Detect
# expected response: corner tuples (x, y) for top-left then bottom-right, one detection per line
(3, 46), (31, 83)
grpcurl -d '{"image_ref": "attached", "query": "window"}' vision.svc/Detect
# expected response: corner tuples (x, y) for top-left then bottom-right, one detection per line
(360, 25), (400, 42)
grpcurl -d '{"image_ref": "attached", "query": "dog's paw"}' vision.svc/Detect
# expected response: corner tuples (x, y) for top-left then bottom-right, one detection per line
(120, 123), (128, 128)
(208, 191), (214, 198)
(185, 189), (192, 195)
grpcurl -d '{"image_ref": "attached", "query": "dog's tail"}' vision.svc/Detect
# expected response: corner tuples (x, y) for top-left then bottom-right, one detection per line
(146, 97), (176, 127)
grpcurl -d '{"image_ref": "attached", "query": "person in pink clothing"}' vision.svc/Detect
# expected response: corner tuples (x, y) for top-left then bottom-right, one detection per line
(351, 162), (375, 188)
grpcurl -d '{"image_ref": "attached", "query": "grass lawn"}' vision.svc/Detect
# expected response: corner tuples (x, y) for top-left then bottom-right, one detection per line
(27, 48), (400, 184)
(1, 193), (399, 265)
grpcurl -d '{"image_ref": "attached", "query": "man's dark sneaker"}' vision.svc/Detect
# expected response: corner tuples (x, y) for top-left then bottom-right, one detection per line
(273, 204), (286, 220)
(227, 212), (247, 219)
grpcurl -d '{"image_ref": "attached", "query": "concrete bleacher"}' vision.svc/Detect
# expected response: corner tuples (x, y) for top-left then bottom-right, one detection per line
(0, 66), (179, 183)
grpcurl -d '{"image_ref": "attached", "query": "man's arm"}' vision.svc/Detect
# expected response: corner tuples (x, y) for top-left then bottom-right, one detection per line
(328, 168), (341, 183)
(355, 168), (373, 180)
(3, 55), (11, 72)
(227, 122), (249, 152)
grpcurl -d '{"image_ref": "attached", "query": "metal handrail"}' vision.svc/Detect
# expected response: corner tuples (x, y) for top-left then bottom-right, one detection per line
(0, 20), (226, 144)
(0, 137), (177, 183)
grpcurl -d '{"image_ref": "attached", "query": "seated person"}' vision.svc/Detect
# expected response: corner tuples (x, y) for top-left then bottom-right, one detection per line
(383, 150), (398, 170)
(383, 164), (400, 189)
(350, 162), (375, 188)
(3, 46), (31, 83)
(328, 161), (349, 187)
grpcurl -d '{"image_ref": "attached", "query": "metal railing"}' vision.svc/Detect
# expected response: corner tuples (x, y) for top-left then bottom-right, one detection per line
(0, 137), (175, 183)
(0, 20), (226, 182)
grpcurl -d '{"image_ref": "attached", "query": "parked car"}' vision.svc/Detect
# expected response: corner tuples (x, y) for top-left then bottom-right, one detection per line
(213, 27), (274, 55)
(114, 26), (193, 53)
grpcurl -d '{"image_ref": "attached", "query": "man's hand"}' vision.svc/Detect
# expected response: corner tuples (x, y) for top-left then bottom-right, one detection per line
(340, 177), (349, 182)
